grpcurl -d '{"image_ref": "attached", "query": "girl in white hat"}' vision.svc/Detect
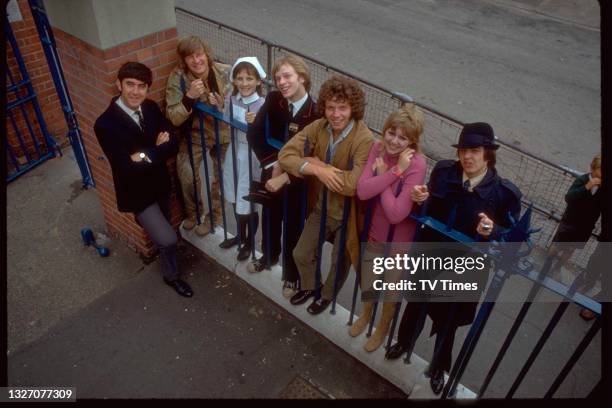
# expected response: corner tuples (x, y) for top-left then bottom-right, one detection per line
(217, 57), (266, 260)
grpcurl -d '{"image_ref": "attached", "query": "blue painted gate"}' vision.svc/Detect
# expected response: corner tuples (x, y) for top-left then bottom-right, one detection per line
(5, 18), (59, 182)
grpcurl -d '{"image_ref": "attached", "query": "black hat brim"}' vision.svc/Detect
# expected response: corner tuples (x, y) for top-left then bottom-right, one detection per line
(452, 143), (500, 150)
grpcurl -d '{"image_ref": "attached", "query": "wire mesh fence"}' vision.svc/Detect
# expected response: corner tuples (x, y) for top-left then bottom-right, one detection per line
(175, 7), (599, 270)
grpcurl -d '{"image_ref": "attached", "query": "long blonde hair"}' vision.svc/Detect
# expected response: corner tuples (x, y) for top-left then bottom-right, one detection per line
(591, 154), (601, 170)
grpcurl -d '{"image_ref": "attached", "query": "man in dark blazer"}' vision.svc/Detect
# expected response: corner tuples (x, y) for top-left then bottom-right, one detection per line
(246, 54), (321, 299)
(94, 62), (191, 297)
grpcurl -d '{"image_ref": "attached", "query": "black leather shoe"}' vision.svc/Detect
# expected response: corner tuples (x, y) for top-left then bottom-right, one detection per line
(290, 289), (316, 305)
(163, 278), (193, 297)
(385, 342), (408, 360)
(237, 244), (252, 261)
(219, 237), (239, 249)
(307, 298), (331, 315)
(429, 368), (445, 395)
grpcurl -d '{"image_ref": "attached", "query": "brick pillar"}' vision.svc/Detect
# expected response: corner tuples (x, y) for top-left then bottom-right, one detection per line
(6, 0), (68, 161)
(46, 1), (181, 258)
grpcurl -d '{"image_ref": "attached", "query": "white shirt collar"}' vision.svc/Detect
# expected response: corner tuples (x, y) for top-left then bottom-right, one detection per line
(288, 92), (309, 117)
(462, 168), (488, 192)
(236, 92), (260, 105)
(325, 120), (355, 160)
(115, 96), (142, 125)
(589, 173), (599, 195)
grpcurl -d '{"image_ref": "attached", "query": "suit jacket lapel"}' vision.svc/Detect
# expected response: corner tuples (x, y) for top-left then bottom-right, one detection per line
(110, 97), (144, 134)
(276, 96), (291, 121)
(294, 95), (313, 124)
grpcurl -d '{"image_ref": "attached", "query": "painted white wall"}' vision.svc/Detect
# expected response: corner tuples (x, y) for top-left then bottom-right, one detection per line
(43, 0), (176, 49)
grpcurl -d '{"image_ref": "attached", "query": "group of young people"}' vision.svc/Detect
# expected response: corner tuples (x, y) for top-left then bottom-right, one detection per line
(94, 35), (601, 395)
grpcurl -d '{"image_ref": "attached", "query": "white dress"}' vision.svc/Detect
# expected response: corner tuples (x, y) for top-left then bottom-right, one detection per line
(222, 92), (265, 215)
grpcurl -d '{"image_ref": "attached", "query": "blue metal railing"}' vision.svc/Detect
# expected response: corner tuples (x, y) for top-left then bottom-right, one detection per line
(177, 8), (601, 398)
(190, 99), (601, 398)
(175, 6), (601, 274)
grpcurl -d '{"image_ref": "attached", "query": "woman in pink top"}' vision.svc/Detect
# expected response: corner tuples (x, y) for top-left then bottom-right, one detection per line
(350, 104), (427, 352)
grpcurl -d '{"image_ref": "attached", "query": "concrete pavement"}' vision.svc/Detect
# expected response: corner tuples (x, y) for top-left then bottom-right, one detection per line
(6, 149), (406, 399)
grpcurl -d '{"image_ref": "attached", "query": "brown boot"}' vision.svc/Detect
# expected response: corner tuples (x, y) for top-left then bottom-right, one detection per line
(195, 217), (212, 237)
(349, 301), (374, 337)
(364, 302), (397, 352)
(182, 217), (196, 230)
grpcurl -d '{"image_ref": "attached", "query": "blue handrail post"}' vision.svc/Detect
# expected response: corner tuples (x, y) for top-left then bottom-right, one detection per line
(197, 113), (215, 231)
(247, 143), (256, 260)
(384, 302), (402, 350)
(330, 196), (351, 314)
(442, 208), (539, 399)
(213, 117), (228, 239)
(228, 100), (241, 245)
(314, 189), (328, 301)
(348, 198), (373, 325)
(28, 0), (95, 187)
(281, 124), (290, 280)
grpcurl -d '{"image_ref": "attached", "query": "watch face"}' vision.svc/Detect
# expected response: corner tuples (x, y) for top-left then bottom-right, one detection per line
(139, 153), (145, 158)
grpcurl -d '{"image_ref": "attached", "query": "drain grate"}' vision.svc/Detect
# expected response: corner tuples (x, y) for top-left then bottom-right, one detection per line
(278, 375), (334, 399)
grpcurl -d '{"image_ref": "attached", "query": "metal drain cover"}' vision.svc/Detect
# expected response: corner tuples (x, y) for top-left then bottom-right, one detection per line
(278, 375), (334, 399)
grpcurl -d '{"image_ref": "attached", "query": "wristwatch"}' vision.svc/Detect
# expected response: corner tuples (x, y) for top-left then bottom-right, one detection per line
(139, 152), (152, 163)
(392, 165), (403, 177)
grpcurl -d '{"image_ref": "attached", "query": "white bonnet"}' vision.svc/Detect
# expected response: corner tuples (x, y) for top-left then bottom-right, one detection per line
(230, 56), (267, 80)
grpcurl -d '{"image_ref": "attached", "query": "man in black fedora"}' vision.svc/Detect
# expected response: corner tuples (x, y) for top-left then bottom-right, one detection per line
(384, 122), (522, 395)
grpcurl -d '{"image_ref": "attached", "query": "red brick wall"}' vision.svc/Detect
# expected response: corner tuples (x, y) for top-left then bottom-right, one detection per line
(6, 0), (67, 163)
(53, 26), (182, 258)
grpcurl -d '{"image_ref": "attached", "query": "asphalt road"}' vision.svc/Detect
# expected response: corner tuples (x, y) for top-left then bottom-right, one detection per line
(175, 0), (600, 171)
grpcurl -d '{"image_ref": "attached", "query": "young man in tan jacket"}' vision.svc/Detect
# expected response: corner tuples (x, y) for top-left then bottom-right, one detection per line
(165, 36), (230, 236)
(279, 75), (373, 315)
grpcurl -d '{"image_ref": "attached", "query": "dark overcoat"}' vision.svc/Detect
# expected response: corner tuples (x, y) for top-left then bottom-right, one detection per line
(556, 173), (602, 242)
(94, 97), (179, 213)
(418, 160), (522, 334)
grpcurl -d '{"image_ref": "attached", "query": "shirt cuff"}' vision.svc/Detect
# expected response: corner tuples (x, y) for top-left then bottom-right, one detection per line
(263, 160), (278, 170)
(299, 161), (309, 174)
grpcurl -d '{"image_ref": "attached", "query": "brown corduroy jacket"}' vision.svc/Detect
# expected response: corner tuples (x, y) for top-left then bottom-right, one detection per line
(278, 118), (373, 268)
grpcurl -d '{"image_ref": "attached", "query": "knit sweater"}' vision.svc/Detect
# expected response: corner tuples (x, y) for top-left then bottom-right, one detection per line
(356, 140), (427, 243)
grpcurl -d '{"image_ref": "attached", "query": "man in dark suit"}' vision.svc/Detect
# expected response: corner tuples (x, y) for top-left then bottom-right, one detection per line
(246, 54), (321, 299)
(94, 62), (191, 297)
